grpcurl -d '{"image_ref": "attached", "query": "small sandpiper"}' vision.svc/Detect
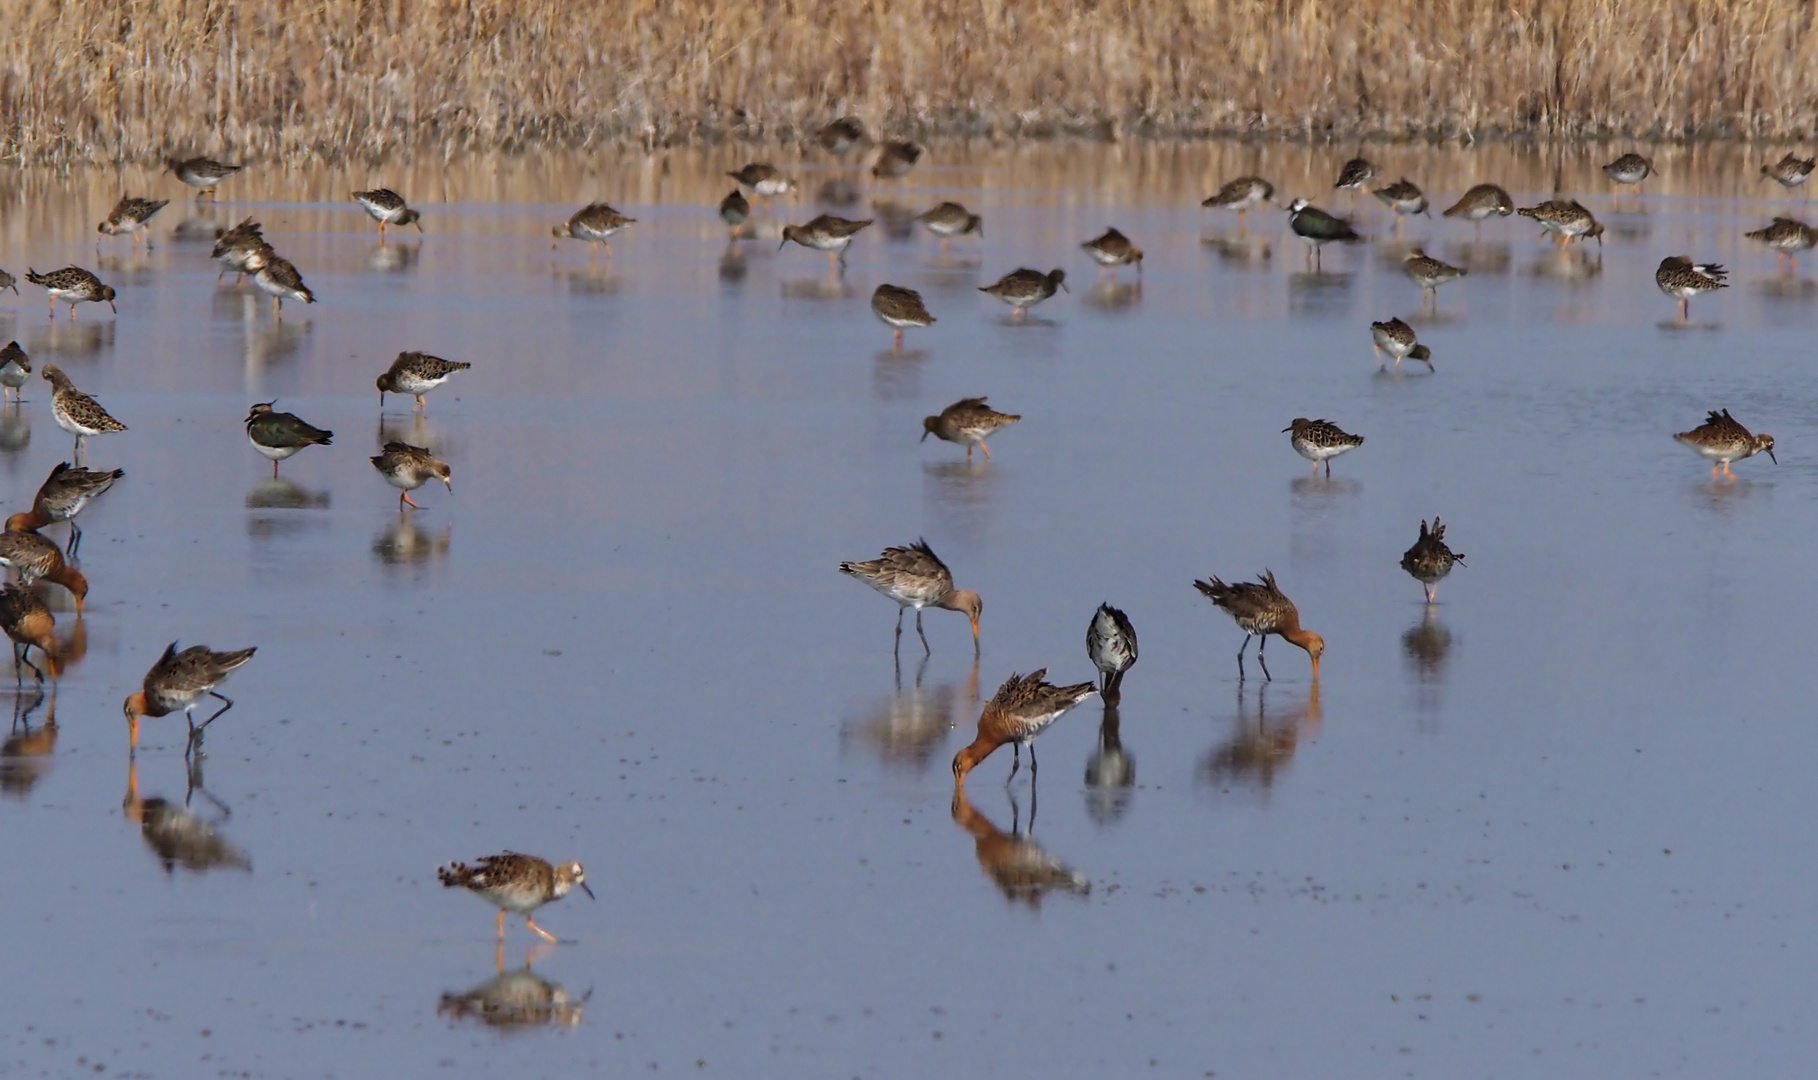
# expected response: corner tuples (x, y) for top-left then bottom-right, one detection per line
(244, 402), (333, 477)
(26, 267), (115, 319)
(838, 539), (981, 655)
(1517, 200), (1603, 247)
(438, 852), (593, 943)
(979, 268), (1067, 318)
(1286, 198), (1362, 268)
(1674, 409), (1774, 481)
(1441, 183), (1514, 225)
(1334, 157), (1375, 194)
(1081, 228), (1143, 276)
(1201, 177), (1275, 227)
(122, 642), (258, 752)
(726, 163), (796, 207)
(1370, 317), (1432, 372)
(816, 116), (866, 156)
(168, 156), (243, 198)
(1401, 518), (1464, 603)
(1371, 178), (1430, 223)
(97, 197), (169, 248)
(1086, 603), (1138, 699)
(1762, 152), (1816, 193)
(1403, 247), (1466, 308)
(211, 217), (268, 285)
(871, 284), (935, 348)
(0, 531), (87, 612)
(718, 190), (751, 236)
(42, 364), (126, 459)
(371, 441), (451, 510)
(1284, 417), (1363, 478)
(551, 202), (634, 257)
(0, 341), (30, 401)
(1744, 217), (1818, 270)
(871, 141), (922, 179)
(353, 188), (423, 236)
(916, 202), (983, 251)
(8, 461), (122, 557)
(779, 214), (873, 267)
(1655, 255), (1727, 321)
(951, 670), (1098, 786)
(245, 249), (315, 318)
(1602, 152), (1654, 190)
(922, 397), (1019, 461)
(377, 351), (472, 411)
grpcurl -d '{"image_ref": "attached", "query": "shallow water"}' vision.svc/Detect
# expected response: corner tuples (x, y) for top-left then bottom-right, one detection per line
(1, 141), (1815, 1077)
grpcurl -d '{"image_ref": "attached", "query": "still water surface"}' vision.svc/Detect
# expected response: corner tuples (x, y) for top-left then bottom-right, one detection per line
(0, 143), (1815, 1076)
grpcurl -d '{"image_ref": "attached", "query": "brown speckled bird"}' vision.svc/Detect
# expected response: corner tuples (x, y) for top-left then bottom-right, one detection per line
(1674, 409), (1774, 481)
(839, 539), (981, 655)
(871, 284), (935, 347)
(438, 852), (593, 942)
(951, 669), (1098, 785)
(921, 397), (1019, 461)
(122, 641), (257, 751)
(1193, 570), (1323, 682)
(1401, 518), (1464, 603)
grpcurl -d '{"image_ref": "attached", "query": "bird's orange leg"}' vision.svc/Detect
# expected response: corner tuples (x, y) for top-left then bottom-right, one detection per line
(496, 910), (506, 939)
(979, 441), (991, 459)
(893, 328), (903, 349)
(525, 916), (559, 944)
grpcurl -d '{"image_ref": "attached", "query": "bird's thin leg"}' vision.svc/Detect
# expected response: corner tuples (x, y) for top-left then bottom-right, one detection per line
(1325, 459), (1332, 479)
(915, 609), (930, 656)
(524, 916), (559, 944)
(1236, 635), (1250, 681)
(893, 328), (903, 349)
(11, 642), (20, 688)
(496, 910), (506, 939)
(196, 693), (234, 731)
(1257, 636), (1274, 682)
(1005, 743), (1021, 785)
(893, 607), (904, 653)
(402, 491), (420, 510)
(1029, 742), (1038, 778)
(979, 441), (991, 460)
(272, 460), (280, 478)
(66, 522), (81, 558)
(1425, 583), (1436, 603)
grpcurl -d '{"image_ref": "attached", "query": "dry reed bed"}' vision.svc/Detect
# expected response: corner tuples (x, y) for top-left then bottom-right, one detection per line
(4, 0), (1818, 163)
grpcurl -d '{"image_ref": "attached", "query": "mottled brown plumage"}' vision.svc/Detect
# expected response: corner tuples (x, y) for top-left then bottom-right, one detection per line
(1193, 570), (1323, 682)
(839, 539), (981, 654)
(438, 852), (593, 942)
(1401, 518), (1464, 603)
(921, 397), (1019, 461)
(951, 669), (1098, 785)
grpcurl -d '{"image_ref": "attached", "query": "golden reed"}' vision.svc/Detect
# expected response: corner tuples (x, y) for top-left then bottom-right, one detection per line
(8, 0), (1818, 162)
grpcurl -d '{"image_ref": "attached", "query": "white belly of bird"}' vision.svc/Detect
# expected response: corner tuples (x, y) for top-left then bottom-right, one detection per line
(1085, 248), (1123, 266)
(1681, 439), (1742, 462)
(577, 223), (624, 243)
(1373, 330), (1414, 358)
(254, 274), (305, 301)
(1293, 437), (1353, 462)
(52, 406), (103, 437)
(383, 467), (428, 491)
(754, 179), (791, 197)
(393, 373), (447, 396)
(252, 439), (302, 461)
(875, 309), (925, 329)
(806, 234), (852, 253)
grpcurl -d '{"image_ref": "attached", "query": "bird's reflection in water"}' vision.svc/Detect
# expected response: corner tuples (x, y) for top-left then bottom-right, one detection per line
(170, 214), (227, 243)
(212, 287), (262, 320)
(1084, 280), (1141, 312)
(1198, 682), (1321, 803)
(1404, 309), (1461, 329)
(1402, 609), (1454, 724)
(1755, 275), (1818, 302)
(553, 267), (623, 296)
(373, 517), (452, 567)
(243, 318), (308, 372)
(440, 944), (588, 1031)
(368, 241), (421, 274)
(0, 688), (56, 799)
(816, 178), (860, 208)
(872, 347), (926, 401)
(780, 276), (854, 302)
(1201, 233), (1272, 265)
(1607, 217), (1652, 244)
(377, 413), (447, 453)
(1444, 242), (1511, 275)
(0, 402), (29, 460)
(922, 457), (1002, 548)
(246, 477), (331, 511)
(718, 243), (748, 284)
(1287, 271), (1354, 317)
(1688, 474), (1763, 514)
(1082, 699), (1134, 827)
(1529, 247), (1603, 282)
(28, 320), (113, 359)
(123, 755), (251, 874)
(950, 788), (1089, 908)
(839, 655), (976, 775)
(95, 253), (153, 280)
(870, 199), (918, 242)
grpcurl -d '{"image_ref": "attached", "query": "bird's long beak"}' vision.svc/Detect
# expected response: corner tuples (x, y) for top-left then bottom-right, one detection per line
(919, 431), (929, 442)
(970, 616), (980, 643)
(443, 478), (453, 493)
(108, 301), (117, 314)
(1310, 657), (1320, 680)
(778, 238), (788, 251)
(579, 882), (596, 900)
(1768, 448), (1779, 464)
(1281, 425), (1293, 433)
